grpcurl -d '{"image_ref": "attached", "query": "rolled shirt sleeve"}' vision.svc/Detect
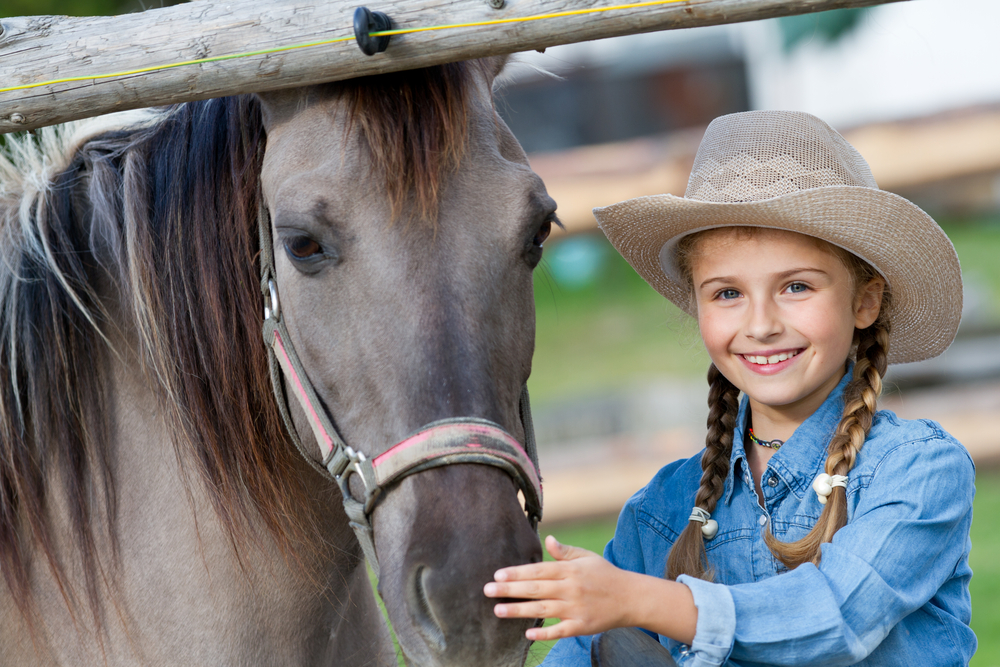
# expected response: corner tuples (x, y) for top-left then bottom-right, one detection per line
(678, 575), (736, 666)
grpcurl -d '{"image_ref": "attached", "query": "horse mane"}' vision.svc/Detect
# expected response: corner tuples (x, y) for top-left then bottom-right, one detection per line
(0, 61), (481, 630)
(340, 60), (484, 221)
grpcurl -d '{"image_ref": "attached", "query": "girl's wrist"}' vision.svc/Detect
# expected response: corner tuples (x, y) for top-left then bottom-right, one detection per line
(620, 572), (698, 645)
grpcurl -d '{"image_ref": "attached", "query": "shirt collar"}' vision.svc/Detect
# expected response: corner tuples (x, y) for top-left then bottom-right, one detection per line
(723, 364), (853, 504)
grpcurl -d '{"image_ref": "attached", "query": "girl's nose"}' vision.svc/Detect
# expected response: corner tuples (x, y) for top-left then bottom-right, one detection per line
(744, 298), (783, 341)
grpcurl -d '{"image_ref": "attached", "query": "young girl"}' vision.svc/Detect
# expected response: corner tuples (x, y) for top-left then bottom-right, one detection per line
(484, 110), (976, 665)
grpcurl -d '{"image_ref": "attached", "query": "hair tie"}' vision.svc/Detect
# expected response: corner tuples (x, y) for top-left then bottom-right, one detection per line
(812, 473), (848, 504)
(688, 507), (718, 539)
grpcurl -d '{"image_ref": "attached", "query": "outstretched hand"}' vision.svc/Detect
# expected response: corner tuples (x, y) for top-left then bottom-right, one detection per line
(483, 535), (636, 641)
(483, 535), (698, 644)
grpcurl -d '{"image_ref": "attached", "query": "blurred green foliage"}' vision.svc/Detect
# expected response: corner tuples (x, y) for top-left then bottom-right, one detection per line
(529, 232), (710, 406)
(778, 7), (870, 51)
(1, 0), (185, 17)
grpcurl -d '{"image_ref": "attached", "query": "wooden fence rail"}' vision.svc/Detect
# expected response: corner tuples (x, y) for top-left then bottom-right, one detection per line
(0, 0), (906, 134)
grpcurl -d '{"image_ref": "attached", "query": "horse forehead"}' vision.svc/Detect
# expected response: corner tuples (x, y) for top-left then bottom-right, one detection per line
(261, 123), (532, 213)
(261, 107), (357, 185)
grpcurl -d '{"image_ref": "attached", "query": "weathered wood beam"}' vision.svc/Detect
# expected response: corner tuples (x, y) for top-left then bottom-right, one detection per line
(0, 0), (906, 134)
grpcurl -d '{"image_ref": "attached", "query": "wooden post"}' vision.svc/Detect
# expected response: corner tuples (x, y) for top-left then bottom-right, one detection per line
(0, 0), (906, 134)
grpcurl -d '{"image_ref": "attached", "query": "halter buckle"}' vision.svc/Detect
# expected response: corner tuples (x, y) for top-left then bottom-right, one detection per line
(344, 446), (371, 492)
(335, 446), (381, 514)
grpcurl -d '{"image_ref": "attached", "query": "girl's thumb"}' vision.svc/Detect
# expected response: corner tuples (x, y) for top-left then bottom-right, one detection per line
(545, 535), (591, 561)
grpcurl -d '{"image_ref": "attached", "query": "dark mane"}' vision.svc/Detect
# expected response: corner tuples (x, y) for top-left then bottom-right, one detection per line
(0, 61), (480, 628)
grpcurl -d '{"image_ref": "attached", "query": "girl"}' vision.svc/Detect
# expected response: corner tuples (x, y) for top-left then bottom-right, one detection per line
(484, 110), (976, 666)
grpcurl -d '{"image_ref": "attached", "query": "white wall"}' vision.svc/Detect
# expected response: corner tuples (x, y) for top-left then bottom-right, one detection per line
(742, 0), (1000, 128)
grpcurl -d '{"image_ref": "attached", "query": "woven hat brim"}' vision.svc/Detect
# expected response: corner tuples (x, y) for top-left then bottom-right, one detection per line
(594, 185), (962, 365)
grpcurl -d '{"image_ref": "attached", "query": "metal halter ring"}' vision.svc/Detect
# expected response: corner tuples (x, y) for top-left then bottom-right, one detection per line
(264, 279), (281, 321)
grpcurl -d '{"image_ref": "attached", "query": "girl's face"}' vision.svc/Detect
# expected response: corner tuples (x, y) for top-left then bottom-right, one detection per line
(689, 228), (883, 426)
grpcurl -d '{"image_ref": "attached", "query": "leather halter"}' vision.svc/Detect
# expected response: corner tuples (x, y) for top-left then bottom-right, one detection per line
(257, 204), (543, 577)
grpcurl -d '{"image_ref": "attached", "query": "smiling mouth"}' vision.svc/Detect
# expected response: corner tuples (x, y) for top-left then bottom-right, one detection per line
(741, 350), (801, 365)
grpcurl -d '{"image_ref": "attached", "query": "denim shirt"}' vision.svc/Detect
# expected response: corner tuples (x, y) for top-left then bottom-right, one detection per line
(542, 371), (976, 666)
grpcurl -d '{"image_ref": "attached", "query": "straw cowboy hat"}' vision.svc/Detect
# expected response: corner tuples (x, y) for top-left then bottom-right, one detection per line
(594, 110), (962, 365)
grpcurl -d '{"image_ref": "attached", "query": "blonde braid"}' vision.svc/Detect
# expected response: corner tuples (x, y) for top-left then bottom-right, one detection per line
(666, 364), (739, 581)
(765, 308), (891, 567)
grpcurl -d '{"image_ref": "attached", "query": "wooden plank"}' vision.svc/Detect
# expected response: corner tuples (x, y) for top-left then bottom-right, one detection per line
(0, 0), (906, 134)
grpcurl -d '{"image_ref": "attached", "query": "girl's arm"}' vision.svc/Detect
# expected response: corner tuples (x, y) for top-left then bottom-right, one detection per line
(483, 535), (698, 644)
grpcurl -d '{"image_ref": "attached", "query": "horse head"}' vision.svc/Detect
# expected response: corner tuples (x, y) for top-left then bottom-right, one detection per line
(256, 57), (550, 667)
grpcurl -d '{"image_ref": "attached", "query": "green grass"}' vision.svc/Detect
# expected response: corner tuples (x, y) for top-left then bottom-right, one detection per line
(971, 470), (1000, 666)
(523, 470), (1000, 665)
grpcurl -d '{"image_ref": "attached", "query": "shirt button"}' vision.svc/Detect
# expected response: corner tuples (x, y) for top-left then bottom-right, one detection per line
(758, 514), (768, 526)
(767, 476), (778, 487)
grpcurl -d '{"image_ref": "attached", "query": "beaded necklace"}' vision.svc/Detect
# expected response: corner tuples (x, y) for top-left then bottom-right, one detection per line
(748, 427), (783, 450)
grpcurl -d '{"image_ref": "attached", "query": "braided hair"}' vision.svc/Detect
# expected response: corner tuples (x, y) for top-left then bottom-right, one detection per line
(666, 363), (740, 580)
(666, 229), (890, 580)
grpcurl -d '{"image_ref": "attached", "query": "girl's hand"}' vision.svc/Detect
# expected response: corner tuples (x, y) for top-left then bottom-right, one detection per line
(483, 535), (635, 641)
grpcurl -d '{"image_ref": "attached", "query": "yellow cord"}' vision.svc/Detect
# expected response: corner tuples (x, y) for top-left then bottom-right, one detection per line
(0, 0), (690, 96)
(373, 0), (689, 37)
(0, 36), (355, 94)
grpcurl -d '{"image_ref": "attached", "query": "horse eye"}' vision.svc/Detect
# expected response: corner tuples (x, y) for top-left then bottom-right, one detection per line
(285, 236), (322, 259)
(533, 220), (552, 248)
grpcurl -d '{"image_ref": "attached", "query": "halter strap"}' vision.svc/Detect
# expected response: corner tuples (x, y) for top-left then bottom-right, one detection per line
(257, 202), (542, 577)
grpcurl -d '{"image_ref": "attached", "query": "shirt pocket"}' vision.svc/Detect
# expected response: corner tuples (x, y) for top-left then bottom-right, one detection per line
(705, 526), (757, 584)
(770, 509), (822, 544)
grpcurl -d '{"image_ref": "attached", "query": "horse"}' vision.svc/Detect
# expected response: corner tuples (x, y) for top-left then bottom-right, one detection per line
(0, 56), (554, 666)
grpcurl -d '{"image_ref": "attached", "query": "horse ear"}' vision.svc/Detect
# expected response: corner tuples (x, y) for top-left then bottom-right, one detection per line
(480, 55), (512, 86)
(254, 88), (305, 133)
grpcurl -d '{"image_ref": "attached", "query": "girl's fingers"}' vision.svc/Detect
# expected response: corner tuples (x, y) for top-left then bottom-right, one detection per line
(484, 578), (560, 599)
(492, 560), (565, 583)
(526, 620), (581, 642)
(491, 539), (600, 584)
(493, 599), (559, 620)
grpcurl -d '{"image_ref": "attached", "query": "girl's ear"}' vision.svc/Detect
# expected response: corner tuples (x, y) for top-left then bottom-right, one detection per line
(853, 278), (885, 329)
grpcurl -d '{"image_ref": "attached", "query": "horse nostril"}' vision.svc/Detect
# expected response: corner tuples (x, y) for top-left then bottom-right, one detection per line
(408, 565), (447, 653)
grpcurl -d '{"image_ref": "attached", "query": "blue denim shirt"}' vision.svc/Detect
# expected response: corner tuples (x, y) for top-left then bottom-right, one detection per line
(542, 371), (976, 666)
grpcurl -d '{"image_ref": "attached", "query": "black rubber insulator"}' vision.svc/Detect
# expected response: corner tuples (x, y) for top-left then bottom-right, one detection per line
(353, 7), (392, 56)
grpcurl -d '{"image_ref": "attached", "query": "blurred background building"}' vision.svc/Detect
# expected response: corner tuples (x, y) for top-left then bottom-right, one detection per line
(500, 0), (1000, 230)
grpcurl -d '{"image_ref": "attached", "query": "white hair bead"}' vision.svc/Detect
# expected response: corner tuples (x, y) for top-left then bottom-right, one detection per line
(812, 473), (848, 504)
(688, 507), (718, 539)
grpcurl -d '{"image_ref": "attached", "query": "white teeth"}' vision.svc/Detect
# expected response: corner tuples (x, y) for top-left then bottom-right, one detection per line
(744, 351), (799, 365)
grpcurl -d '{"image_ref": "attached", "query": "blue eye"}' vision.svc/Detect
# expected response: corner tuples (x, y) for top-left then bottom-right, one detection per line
(719, 288), (741, 300)
(787, 282), (808, 293)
